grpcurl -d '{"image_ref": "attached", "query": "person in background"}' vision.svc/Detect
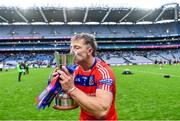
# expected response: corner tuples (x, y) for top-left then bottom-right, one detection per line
(25, 61), (29, 74)
(0, 62), (3, 72)
(17, 62), (23, 82)
(55, 33), (118, 120)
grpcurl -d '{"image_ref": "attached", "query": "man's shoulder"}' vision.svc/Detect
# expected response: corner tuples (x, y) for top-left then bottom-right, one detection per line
(95, 58), (110, 69)
(95, 58), (115, 77)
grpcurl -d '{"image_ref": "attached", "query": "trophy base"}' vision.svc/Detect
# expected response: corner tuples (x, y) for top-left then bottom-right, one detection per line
(53, 105), (78, 110)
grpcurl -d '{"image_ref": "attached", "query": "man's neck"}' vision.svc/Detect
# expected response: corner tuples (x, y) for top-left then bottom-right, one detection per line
(80, 57), (95, 71)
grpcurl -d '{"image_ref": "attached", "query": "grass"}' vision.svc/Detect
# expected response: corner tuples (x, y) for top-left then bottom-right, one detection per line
(0, 64), (180, 120)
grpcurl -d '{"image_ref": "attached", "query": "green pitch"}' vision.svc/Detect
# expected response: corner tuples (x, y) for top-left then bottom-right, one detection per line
(0, 64), (180, 120)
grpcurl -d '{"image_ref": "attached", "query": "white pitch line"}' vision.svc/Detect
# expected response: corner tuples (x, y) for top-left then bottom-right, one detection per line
(132, 70), (180, 78)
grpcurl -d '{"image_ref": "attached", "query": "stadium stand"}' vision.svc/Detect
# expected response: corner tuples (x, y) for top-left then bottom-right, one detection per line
(0, 3), (180, 68)
(0, 22), (179, 38)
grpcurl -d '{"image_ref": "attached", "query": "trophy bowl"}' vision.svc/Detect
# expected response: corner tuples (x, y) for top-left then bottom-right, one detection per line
(53, 92), (78, 110)
(53, 51), (78, 110)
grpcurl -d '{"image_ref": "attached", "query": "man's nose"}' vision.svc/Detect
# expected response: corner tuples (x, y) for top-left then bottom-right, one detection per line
(70, 49), (78, 56)
(70, 49), (74, 54)
(70, 48), (76, 55)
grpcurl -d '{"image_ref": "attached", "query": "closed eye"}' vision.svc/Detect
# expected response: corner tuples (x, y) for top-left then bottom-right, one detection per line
(74, 45), (81, 50)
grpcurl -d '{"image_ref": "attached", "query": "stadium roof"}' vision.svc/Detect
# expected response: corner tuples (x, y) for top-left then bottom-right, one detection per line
(0, 1), (179, 25)
(1, 0), (180, 9)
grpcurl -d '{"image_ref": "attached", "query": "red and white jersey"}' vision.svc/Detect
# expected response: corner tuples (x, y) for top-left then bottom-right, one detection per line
(74, 58), (118, 120)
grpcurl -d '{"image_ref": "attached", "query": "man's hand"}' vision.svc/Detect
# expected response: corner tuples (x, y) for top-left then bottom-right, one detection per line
(56, 66), (75, 92)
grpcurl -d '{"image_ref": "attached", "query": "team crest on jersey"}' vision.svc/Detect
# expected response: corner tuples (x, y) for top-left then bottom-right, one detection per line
(74, 74), (96, 86)
(89, 75), (95, 86)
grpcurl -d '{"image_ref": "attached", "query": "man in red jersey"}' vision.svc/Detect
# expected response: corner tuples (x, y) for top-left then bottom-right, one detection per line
(56, 33), (118, 120)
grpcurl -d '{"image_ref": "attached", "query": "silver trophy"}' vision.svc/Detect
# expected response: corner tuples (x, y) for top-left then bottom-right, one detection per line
(53, 51), (78, 110)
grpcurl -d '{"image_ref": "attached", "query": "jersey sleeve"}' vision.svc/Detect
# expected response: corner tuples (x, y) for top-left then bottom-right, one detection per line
(95, 64), (115, 92)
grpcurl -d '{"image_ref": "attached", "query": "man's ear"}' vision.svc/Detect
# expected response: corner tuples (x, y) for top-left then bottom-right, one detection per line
(87, 47), (93, 56)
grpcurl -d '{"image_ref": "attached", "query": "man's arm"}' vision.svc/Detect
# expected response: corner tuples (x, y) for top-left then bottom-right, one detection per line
(70, 87), (113, 119)
(57, 66), (113, 119)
